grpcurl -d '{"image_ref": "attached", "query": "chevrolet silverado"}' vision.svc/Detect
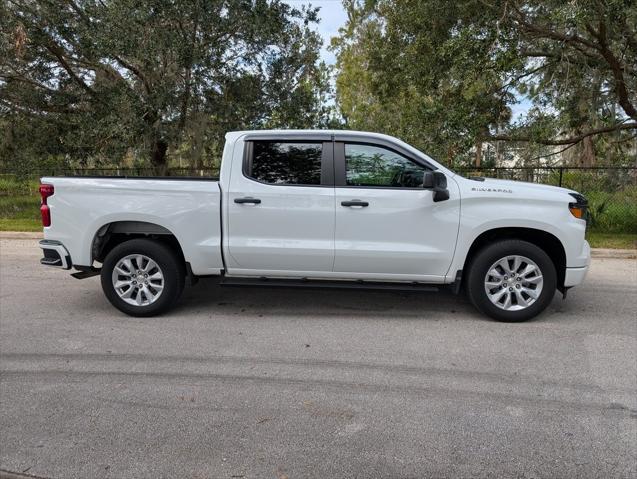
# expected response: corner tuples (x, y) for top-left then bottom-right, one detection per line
(38, 130), (590, 321)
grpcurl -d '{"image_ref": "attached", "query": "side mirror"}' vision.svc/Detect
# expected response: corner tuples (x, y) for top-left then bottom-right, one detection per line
(422, 171), (435, 189)
(423, 171), (449, 202)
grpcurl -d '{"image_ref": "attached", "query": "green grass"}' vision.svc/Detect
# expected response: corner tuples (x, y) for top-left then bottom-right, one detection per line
(586, 232), (637, 249)
(0, 194), (40, 217)
(0, 178), (40, 196)
(0, 188), (41, 232)
(0, 218), (42, 231)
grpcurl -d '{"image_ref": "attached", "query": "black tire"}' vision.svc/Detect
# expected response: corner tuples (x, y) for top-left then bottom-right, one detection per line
(466, 240), (557, 322)
(100, 239), (185, 317)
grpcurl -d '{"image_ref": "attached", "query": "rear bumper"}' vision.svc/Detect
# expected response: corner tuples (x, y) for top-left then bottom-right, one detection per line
(39, 240), (72, 270)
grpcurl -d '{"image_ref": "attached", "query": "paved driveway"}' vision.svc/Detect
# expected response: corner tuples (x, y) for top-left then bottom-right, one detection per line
(1, 239), (636, 478)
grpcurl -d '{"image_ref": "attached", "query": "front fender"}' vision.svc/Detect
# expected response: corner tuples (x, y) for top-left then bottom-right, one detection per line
(446, 195), (585, 281)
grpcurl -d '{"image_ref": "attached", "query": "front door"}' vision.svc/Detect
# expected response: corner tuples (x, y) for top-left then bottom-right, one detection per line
(226, 138), (335, 275)
(333, 141), (459, 280)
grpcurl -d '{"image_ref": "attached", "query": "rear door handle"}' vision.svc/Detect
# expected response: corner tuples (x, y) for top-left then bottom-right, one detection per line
(234, 197), (261, 204)
(341, 200), (369, 207)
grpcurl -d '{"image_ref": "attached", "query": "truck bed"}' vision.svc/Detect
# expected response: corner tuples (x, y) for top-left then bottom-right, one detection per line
(40, 176), (224, 275)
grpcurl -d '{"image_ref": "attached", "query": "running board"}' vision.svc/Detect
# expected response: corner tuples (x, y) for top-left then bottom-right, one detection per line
(220, 277), (438, 292)
(71, 268), (101, 279)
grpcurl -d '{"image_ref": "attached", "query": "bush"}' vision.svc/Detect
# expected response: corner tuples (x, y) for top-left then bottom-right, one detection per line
(585, 187), (637, 234)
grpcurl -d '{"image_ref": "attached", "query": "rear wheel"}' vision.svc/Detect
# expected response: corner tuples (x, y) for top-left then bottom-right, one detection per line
(101, 239), (185, 317)
(466, 240), (557, 322)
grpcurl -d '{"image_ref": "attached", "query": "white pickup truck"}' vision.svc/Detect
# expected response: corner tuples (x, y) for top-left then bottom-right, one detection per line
(38, 130), (590, 321)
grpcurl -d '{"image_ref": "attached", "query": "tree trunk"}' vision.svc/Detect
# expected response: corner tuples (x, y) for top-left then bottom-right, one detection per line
(579, 136), (595, 167)
(475, 140), (482, 167)
(446, 145), (456, 166)
(495, 140), (502, 167)
(190, 113), (206, 171)
(151, 138), (168, 175)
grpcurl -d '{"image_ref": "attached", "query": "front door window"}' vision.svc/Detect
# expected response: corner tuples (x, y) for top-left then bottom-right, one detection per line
(345, 144), (427, 188)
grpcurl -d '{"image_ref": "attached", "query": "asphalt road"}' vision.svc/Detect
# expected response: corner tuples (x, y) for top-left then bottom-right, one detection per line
(0, 239), (636, 479)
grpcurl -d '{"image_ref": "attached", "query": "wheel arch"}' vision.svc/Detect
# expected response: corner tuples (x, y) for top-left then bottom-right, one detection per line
(91, 221), (187, 267)
(462, 227), (567, 290)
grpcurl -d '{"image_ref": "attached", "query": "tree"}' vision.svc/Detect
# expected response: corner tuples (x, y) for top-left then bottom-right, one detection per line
(0, 0), (332, 172)
(332, 0), (637, 167)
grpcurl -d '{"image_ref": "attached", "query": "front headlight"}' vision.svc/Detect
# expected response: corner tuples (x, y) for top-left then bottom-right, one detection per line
(568, 192), (588, 221)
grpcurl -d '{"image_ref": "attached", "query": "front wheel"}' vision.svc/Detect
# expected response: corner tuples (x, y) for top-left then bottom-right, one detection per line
(101, 239), (185, 317)
(466, 240), (557, 322)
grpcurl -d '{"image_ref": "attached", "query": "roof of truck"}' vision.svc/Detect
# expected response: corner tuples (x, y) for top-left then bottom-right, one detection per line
(224, 129), (454, 177)
(225, 129), (401, 142)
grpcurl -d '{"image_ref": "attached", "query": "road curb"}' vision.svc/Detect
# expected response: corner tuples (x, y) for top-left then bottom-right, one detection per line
(590, 248), (637, 259)
(0, 231), (635, 259)
(0, 232), (43, 240)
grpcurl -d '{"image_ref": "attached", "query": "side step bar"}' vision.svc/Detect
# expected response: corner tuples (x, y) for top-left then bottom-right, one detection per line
(220, 276), (438, 292)
(71, 268), (101, 279)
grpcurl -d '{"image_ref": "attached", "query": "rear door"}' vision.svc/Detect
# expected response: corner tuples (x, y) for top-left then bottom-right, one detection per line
(333, 139), (460, 280)
(225, 136), (335, 275)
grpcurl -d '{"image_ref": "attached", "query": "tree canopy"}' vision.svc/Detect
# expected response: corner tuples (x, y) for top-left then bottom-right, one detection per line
(1, 0), (333, 172)
(1, 0), (636, 172)
(332, 0), (637, 166)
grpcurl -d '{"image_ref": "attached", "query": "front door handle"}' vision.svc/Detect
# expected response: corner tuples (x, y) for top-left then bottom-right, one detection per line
(341, 200), (369, 207)
(234, 197), (261, 204)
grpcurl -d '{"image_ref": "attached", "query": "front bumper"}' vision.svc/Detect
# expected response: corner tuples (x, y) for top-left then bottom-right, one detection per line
(564, 240), (591, 287)
(564, 265), (589, 287)
(39, 240), (72, 270)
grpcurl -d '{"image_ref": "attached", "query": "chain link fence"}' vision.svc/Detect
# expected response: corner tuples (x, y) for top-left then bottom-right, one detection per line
(1, 166), (635, 234)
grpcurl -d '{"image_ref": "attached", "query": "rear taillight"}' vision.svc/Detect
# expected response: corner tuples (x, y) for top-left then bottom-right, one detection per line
(39, 183), (54, 227)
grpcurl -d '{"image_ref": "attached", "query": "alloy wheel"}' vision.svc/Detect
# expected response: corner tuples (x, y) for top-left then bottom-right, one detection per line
(484, 255), (544, 311)
(111, 254), (164, 306)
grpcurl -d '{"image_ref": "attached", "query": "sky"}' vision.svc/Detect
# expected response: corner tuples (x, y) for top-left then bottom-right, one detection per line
(283, 0), (531, 120)
(283, 0), (348, 66)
